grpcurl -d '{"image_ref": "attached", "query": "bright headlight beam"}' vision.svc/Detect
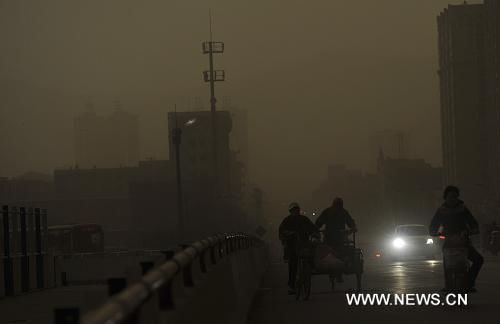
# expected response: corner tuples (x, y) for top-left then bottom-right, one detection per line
(426, 238), (434, 245)
(392, 238), (406, 249)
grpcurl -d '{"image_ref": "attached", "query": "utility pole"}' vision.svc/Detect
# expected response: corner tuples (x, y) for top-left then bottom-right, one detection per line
(172, 105), (184, 240)
(202, 10), (225, 188)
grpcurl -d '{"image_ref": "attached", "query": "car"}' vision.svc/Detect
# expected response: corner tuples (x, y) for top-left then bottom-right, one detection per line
(388, 224), (438, 260)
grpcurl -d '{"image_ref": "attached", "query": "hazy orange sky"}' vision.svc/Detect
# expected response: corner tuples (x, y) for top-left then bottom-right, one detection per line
(0, 0), (480, 200)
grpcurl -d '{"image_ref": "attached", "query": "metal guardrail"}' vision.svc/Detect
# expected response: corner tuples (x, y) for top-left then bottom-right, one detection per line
(80, 233), (260, 324)
(1, 205), (49, 296)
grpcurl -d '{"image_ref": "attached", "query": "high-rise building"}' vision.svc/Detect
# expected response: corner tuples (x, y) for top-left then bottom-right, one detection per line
(167, 111), (232, 186)
(484, 0), (500, 212)
(74, 105), (140, 168)
(437, 2), (500, 219)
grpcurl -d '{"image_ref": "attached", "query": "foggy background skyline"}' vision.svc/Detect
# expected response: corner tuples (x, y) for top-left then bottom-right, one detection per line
(0, 0), (475, 201)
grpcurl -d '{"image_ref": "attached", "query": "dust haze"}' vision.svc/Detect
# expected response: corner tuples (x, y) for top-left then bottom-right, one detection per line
(1, 0), (469, 201)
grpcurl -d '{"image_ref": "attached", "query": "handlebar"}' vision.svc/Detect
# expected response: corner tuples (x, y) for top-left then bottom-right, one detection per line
(280, 228), (357, 241)
(284, 229), (356, 236)
(432, 228), (478, 238)
(318, 228), (357, 233)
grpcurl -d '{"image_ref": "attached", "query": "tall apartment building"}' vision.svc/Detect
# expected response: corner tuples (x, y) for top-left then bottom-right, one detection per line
(438, 1), (500, 219)
(167, 111), (233, 189)
(437, 3), (491, 217)
(484, 0), (500, 208)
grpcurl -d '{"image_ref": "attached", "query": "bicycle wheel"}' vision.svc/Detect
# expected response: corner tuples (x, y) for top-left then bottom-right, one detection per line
(329, 274), (336, 292)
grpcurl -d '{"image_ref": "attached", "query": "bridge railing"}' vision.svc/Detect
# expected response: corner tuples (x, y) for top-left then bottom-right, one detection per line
(1, 205), (50, 297)
(74, 232), (269, 324)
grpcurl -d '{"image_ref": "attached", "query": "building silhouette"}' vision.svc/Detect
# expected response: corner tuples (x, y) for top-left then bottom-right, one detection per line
(51, 161), (177, 248)
(167, 110), (233, 189)
(377, 152), (443, 227)
(371, 130), (410, 171)
(0, 172), (53, 206)
(311, 156), (442, 238)
(438, 1), (500, 219)
(484, 0), (500, 217)
(311, 164), (381, 235)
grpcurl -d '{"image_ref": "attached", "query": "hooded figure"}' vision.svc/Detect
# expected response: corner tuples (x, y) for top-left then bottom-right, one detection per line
(429, 186), (479, 238)
(315, 197), (357, 249)
(429, 185), (483, 292)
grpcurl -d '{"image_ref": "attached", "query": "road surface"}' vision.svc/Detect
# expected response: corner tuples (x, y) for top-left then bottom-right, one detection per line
(248, 253), (500, 324)
(2, 246), (498, 324)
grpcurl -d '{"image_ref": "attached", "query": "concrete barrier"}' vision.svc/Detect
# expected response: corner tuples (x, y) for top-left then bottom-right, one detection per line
(80, 233), (269, 324)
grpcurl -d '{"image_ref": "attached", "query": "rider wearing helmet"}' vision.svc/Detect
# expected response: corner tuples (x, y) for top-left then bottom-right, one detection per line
(279, 202), (318, 294)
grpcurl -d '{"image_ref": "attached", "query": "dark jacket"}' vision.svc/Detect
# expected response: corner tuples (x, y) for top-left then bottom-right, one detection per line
(429, 200), (479, 237)
(315, 207), (356, 245)
(278, 214), (317, 248)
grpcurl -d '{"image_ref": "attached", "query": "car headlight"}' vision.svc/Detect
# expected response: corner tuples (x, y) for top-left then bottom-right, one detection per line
(426, 238), (434, 245)
(392, 238), (406, 249)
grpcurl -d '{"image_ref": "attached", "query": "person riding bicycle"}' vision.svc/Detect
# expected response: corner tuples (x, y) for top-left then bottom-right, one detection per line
(429, 185), (483, 292)
(315, 197), (357, 248)
(315, 197), (357, 282)
(279, 202), (318, 294)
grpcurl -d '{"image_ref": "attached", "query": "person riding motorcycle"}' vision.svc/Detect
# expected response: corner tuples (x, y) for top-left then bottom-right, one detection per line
(315, 197), (357, 282)
(278, 202), (318, 294)
(429, 185), (484, 292)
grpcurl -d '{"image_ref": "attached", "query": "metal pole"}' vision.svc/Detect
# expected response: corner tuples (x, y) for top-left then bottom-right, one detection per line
(20, 207), (29, 292)
(172, 113), (184, 240)
(202, 11), (225, 207)
(208, 12), (219, 188)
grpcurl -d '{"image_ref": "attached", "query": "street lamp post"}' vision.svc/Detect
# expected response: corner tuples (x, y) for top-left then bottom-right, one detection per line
(172, 112), (184, 240)
(171, 113), (197, 241)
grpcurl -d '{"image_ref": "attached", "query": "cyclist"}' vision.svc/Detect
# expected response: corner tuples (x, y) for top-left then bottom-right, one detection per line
(279, 202), (317, 294)
(315, 197), (357, 282)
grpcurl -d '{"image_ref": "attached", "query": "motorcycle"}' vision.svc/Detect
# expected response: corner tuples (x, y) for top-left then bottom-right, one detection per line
(442, 232), (470, 292)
